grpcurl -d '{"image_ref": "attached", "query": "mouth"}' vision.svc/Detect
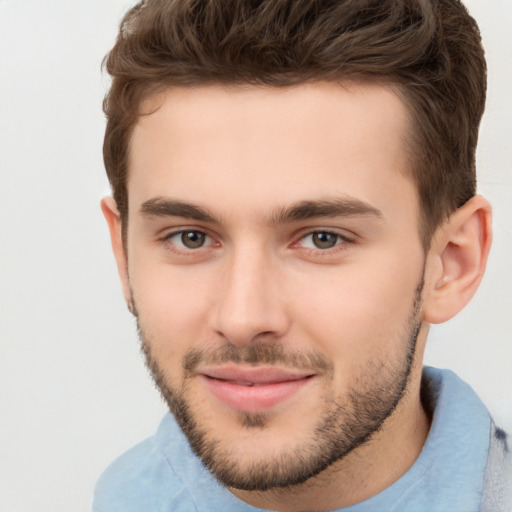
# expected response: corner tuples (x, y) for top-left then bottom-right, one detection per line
(198, 366), (316, 412)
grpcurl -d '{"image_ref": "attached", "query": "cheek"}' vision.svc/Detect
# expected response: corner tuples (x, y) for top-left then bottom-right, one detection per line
(129, 258), (214, 356)
(290, 252), (422, 365)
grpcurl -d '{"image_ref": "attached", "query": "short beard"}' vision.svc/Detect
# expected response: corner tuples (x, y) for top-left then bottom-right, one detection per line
(136, 279), (423, 492)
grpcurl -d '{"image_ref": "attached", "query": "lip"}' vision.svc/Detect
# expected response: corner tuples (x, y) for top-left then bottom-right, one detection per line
(199, 365), (315, 412)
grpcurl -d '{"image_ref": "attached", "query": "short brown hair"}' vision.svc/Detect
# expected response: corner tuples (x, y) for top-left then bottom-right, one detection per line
(103, 0), (486, 246)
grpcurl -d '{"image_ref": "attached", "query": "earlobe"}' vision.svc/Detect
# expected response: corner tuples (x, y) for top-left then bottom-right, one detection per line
(101, 197), (133, 313)
(422, 195), (492, 324)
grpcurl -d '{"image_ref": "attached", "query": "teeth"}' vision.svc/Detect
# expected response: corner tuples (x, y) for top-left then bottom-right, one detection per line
(212, 377), (261, 386)
(213, 377), (294, 386)
(234, 381), (256, 386)
(231, 381), (278, 386)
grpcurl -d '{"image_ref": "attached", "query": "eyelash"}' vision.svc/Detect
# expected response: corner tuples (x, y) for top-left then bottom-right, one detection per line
(295, 230), (351, 253)
(158, 228), (354, 256)
(160, 229), (216, 252)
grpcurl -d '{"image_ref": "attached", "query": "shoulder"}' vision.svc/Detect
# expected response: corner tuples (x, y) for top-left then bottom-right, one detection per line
(420, 367), (512, 510)
(92, 416), (192, 512)
(92, 414), (246, 512)
(93, 413), (264, 512)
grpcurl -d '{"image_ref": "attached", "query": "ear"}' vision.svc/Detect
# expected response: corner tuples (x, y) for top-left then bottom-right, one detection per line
(422, 195), (492, 324)
(101, 197), (134, 314)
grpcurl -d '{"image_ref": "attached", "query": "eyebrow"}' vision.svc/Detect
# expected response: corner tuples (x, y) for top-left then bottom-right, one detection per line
(140, 197), (219, 223)
(139, 196), (382, 225)
(270, 198), (382, 226)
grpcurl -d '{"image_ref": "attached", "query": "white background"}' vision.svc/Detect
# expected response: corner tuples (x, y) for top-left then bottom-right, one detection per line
(0, 1), (510, 511)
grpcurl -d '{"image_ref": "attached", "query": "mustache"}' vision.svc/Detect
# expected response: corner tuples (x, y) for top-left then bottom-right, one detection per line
(182, 342), (333, 374)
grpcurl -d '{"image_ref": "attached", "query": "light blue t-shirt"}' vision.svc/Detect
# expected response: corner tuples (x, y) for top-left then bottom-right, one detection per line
(93, 367), (499, 511)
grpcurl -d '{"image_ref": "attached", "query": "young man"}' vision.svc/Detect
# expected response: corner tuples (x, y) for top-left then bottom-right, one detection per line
(94, 0), (510, 510)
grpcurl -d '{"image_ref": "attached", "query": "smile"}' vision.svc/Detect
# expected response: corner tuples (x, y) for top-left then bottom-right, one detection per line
(199, 366), (315, 412)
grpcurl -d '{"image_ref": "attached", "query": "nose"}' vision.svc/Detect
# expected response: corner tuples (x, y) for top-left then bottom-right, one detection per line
(209, 246), (290, 345)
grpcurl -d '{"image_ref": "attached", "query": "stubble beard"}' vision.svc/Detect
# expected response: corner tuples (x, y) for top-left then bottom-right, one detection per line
(134, 280), (423, 492)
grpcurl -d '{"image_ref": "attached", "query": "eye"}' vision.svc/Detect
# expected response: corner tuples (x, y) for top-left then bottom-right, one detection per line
(300, 231), (346, 250)
(166, 230), (212, 250)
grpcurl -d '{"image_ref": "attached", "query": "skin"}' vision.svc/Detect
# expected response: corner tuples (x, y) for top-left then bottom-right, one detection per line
(102, 82), (492, 511)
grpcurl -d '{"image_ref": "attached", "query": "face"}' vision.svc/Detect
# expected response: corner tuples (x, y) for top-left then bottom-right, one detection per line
(120, 82), (428, 490)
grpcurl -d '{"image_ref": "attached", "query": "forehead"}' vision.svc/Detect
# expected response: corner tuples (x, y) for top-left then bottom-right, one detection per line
(127, 82), (418, 223)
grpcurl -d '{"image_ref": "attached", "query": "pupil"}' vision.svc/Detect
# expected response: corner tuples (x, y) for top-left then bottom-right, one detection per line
(182, 231), (205, 249)
(313, 232), (337, 249)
